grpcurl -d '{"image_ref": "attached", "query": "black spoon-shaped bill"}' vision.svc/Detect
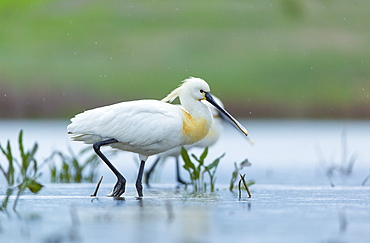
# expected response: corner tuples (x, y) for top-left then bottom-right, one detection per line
(205, 92), (249, 137)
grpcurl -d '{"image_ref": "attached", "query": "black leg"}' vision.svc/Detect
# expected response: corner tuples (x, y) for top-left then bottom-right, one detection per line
(175, 157), (188, 185)
(136, 160), (146, 197)
(93, 139), (126, 197)
(144, 156), (161, 188)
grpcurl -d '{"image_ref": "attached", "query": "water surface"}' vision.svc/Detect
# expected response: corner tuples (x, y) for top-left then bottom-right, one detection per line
(1, 119), (370, 242)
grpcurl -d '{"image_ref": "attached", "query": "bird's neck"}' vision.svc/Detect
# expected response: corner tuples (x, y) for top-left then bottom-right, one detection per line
(180, 96), (213, 145)
(180, 96), (212, 121)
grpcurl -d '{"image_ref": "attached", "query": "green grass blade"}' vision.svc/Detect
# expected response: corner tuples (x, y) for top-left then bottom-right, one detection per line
(205, 153), (225, 172)
(181, 147), (196, 171)
(200, 147), (209, 162)
(5, 141), (15, 185)
(18, 130), (25, 160)
(25, 179), (43, 193)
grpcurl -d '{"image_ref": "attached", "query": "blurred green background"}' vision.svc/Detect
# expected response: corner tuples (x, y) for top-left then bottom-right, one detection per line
(1, 0), (369, 118)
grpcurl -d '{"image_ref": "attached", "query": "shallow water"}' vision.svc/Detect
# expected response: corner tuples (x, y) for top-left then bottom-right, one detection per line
(1, 183), (370, 243)
(0, 119), (369, 185)
(1, 119), (370, 242)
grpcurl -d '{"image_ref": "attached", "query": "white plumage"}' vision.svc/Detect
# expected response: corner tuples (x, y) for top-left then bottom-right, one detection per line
(69, 100), (188, 155)
(67, 77), (249, 197)
(145, 97), (224, 186)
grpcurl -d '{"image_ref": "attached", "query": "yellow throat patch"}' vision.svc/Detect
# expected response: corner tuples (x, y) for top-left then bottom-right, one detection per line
(181, 110), (210, 144)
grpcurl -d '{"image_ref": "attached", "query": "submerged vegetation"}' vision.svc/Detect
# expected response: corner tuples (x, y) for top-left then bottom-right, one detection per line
(315, 130), (358, 187)
(229, 159), (254, 191)
(0, 130), (43, 212)
(46, 147), (103, 183)
(238, 174), (252, 199)
(228, 159), (254, 198)
(361, 167), (370, 186)
(0, 130), (108, 212)
(181, 147), (225, 193)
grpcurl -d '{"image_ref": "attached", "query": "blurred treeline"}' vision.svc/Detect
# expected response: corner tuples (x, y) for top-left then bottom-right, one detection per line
(0, 0), (369, 118)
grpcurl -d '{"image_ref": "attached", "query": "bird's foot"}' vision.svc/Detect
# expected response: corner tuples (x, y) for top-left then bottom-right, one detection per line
(177, 177), (189, 185)
(136, 181), (143, 198)
(108, 178), (126, 197)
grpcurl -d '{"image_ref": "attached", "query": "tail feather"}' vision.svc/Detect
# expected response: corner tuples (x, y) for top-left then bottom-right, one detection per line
(68, 132), (105, 144)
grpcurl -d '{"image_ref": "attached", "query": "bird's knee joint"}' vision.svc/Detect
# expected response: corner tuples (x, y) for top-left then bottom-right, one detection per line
(136, 183), (143, 190)
(93, 143), (100, 152)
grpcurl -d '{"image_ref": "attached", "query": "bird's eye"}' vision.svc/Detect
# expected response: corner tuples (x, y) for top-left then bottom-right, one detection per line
(200, 90), (204, 93)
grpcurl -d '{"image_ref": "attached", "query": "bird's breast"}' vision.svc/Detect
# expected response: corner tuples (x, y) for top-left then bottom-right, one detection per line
(181, 111), (210, 145)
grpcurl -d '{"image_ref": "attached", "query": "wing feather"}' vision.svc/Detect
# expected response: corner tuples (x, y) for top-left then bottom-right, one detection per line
(67, 100), (184, 149)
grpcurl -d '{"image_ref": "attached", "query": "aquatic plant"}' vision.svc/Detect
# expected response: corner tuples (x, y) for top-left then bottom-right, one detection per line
(316, 129), (358, 187)
(0, 130), (43, 212)
(46, 147), (104, 183)
(238, 174), (252, 199)
(361, 167), (370, 186)
(229, 159), (254, 191)
(91, 176), (104, 197)
(181, 147), (224, 192)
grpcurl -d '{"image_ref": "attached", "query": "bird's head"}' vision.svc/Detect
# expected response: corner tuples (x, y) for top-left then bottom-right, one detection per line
(163, 77), (249, 138)
(162, 77), (210, 103)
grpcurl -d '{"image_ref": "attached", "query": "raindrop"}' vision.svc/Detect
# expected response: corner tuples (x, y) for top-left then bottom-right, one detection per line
(95, 42), (98, 45)
(110, 57), (113, 60)
(310, 67), (314, 70)
(4, 94), (6, 97)
(249, 111), (252, 115)
(42, 98), (46, 102)
(175, 8), (179, 11)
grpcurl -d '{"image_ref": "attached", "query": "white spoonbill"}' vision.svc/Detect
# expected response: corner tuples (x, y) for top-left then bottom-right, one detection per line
(67, 77), (249, 197)
(145, 96), (225, 187)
